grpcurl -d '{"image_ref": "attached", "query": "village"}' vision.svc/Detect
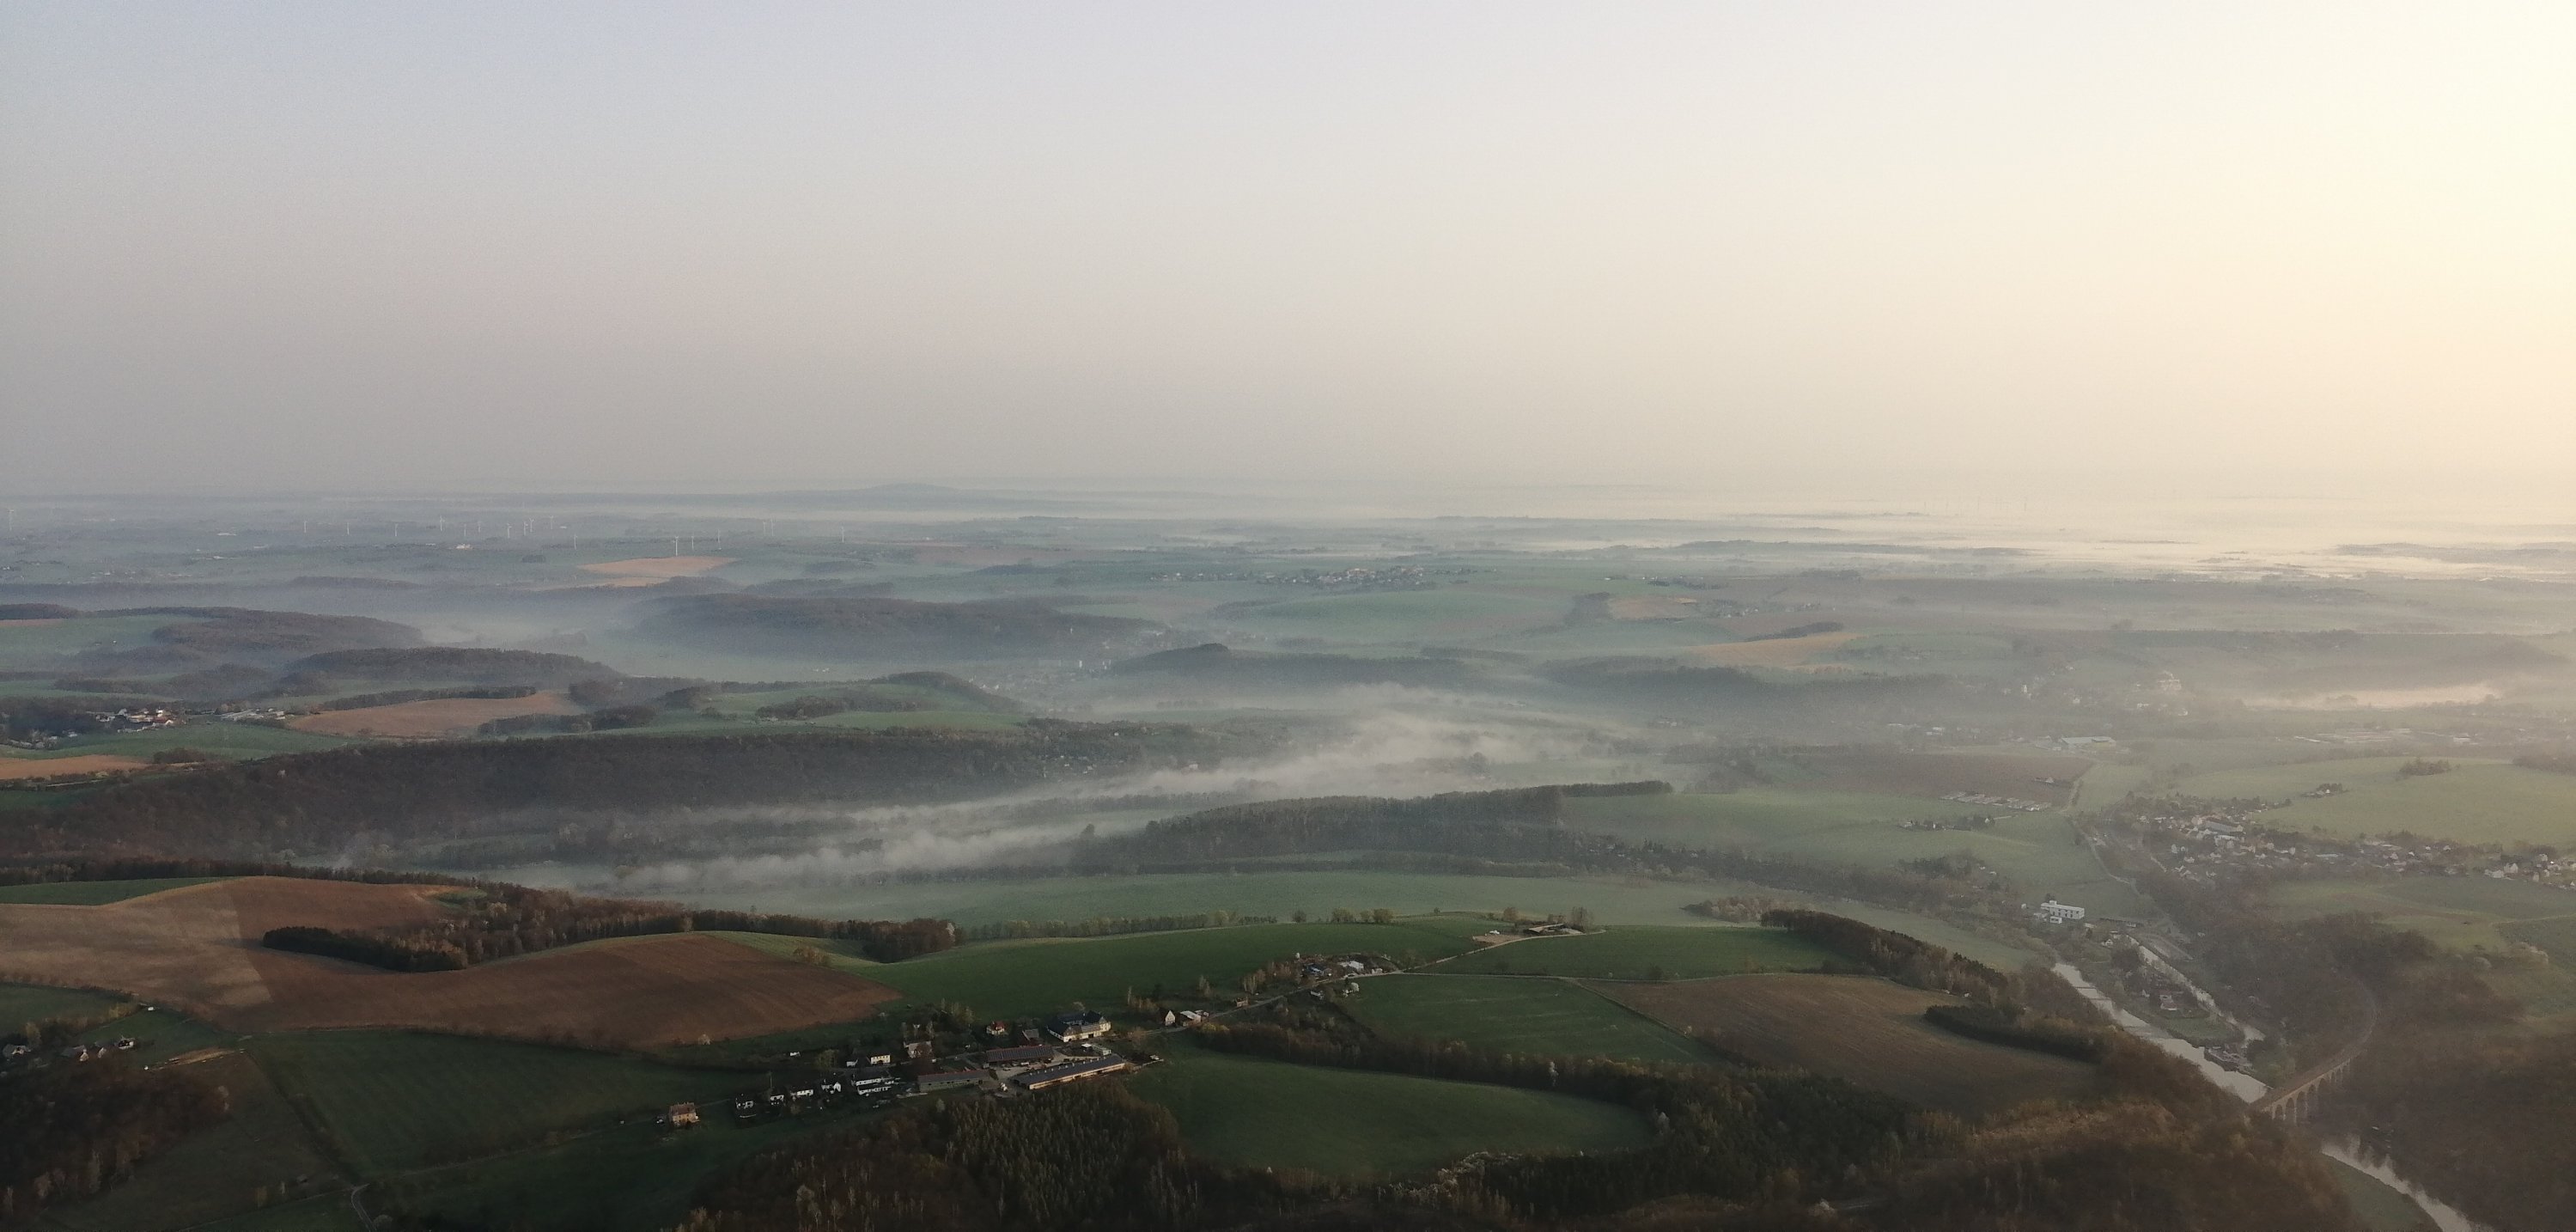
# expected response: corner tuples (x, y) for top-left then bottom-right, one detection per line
(0, 704), (181, 750)
(1937, 790), (2054, 813)
(2112, 799), (2576, 892)
(695, 948), (1410, 1132)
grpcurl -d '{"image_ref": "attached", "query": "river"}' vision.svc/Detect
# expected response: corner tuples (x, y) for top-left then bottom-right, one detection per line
(2049, 964), (2495, 1232)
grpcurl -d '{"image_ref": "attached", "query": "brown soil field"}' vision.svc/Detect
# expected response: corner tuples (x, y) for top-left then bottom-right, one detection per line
(1598, 973), (2096, 1117)
(0, 618), (66, 627)
(289, 691), (579, 738)
(1607, 595), (1701, 620)
(1802, 749), (2094, 806)
(0, 753), (149, 781)
(578, 555), (734, 579)
(1682, 631), (1864, 668)
(0, 878), (447, 1019)
(0, 878), (897, 1047)
(238, 934), (901, 1047)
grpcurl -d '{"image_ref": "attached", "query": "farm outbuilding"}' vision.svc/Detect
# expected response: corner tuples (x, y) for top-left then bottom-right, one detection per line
(1019, 1056), (1130, 1091)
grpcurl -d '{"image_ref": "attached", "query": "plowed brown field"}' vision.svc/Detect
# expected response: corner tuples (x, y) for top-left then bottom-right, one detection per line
(0, 753), (149, 781)
(240, 933), (900, 1046)
(0, 877), (898, 1047)
(289, 691), (579, 738)
(1598, 973), (2096, 1117)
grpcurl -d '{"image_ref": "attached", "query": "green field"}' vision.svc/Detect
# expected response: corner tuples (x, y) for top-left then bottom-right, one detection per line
(2500, 914), (2576, 965)
(1341, 974), (1708, 1064)
(1127, 1041), (1650, 1176)
(1564, 790), (2153, 919)
(1564, 789), (1970, 843)
(2074, 762), (2152, 808)
(843, 920), (1486, 1022)
(661, 868), (1778, 928)
(2178, 759), (2576, 846)
(375, 1113), (856, 1232)
(78, 723), (357, 759)
(80, 1006), (234, 1065)
(0, 876), (225, 905)
(2268, 877), (2576, 952)
(615, 867), (2040, 968)
(247, 1032), (746, 1176)
(186, 1195), (368, 1232)
(1430, 924), (1839, 980)
(0, 982), (130, 1031)
(39, 1052), (344, 1232)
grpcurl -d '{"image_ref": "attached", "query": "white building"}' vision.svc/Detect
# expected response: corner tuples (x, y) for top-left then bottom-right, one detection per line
(2034, 898), (2086, 924)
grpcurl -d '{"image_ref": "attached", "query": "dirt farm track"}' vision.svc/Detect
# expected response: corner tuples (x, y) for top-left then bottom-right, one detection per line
(0, 877), (898, 1048)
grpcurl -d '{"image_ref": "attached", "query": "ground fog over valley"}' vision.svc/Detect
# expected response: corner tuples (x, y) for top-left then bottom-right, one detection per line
(5, 3), (2572, 1227)
(3, 483), (2571, 1231)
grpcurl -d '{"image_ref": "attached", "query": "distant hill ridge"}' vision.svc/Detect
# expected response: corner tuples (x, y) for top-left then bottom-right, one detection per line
(640, 594), (1158, 656)
(285, 646), (620, 686)
(1108, 643), (1480, 689)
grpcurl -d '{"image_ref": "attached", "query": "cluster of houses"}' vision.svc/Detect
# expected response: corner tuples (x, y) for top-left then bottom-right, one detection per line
(705, 1010), (1137, 1127)
(4, 707), (184, 749)
(0, 1036), (136, 1071)
(1897, 814), (1994, 832)
(2124, 805), (2576, 891)
(1939, 790), (2052, 813)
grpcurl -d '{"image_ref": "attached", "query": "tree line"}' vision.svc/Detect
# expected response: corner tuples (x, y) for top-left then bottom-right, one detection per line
(959, 911), (1279, 942)
(0, 1060), (231, 1225)
(1758, 908), (2013, 1002)
(0, 722), (1243, 860)
(259, 884), (959, 969)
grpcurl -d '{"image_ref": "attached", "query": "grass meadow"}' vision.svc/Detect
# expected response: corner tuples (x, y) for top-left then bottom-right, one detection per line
(0, 982), (130, 1030)
(374, 1113), (856, 1232)
(38, 1052), (343, 1232)
(1127, 1040), (1650, 1176)
(2267, 877), (2576, 951)
(1430, 924), (1838, 980)
(678, 869), (1793, 930)
(34, 724), (356, 762)
(76, 1005), (233, 1065)
(248, 1031), (745, 1176)
(654, 871), (2043, 972)
(183, 1196), (368, 1232)
(1565, 790), (2153, 919)
(2177, 759), (2576, 845)
(2266, 877), (2576, 1019)
(0, 876), (227, 905)
(1341, 974), (1708, 1064)
(845, 920), (1486, 1021)
(1602, 974), (2098, 1118)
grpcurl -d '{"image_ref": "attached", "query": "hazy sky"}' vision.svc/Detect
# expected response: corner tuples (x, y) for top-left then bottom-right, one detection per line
(3, 2), (2571, 495)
